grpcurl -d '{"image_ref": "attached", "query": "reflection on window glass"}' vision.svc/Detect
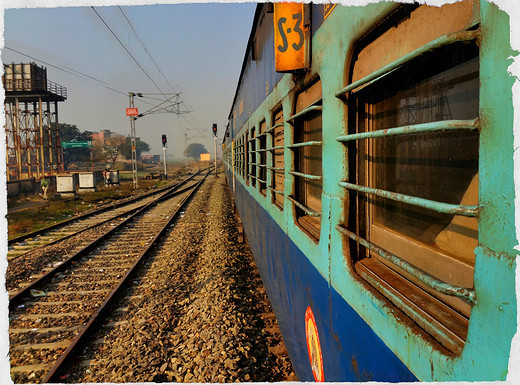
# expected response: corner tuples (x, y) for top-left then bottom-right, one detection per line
(363, 57), (479, 264)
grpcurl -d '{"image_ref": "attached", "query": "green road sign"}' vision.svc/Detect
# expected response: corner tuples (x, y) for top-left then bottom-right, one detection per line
(62, 141), (92, 148)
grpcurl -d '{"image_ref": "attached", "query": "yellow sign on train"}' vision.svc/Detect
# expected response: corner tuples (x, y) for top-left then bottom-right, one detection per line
(274, 3), (309, 72)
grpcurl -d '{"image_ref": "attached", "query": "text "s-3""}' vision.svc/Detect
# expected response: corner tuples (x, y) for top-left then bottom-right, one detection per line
(277, 13), (304, 53)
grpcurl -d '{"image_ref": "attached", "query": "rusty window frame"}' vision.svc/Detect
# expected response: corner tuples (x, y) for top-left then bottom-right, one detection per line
(338, 26), (481, 354)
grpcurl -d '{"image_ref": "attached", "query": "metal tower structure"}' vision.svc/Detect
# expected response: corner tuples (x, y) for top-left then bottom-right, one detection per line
(3, 62), (67, 181)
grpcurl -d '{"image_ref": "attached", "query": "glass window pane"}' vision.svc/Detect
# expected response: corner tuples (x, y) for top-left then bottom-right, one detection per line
(365, 57), (479, 264)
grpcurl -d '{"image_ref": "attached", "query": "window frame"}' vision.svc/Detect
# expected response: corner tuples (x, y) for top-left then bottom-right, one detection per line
(258, 120), (267, 196)
(336, 4), (481, 355)
(288, 79), (323, 240)
(270, 107), (285, 210)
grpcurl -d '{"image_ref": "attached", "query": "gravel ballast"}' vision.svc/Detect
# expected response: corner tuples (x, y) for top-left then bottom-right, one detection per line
(65, 175), (296, 383)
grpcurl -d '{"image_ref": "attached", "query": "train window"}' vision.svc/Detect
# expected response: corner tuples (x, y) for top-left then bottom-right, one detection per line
(237, 137), (241, 176)
(258, 121), (267, 196)
(245, 132), (249, 184)
(271, 108), (284, 209)
(241, 136), (245, 178)
(250, 128), (256, 188)
(239, 137), (242, 176)
(238, 136), (244, 177)
(233, 140), (237, 174)
(338, 7), (480, 353)
(289, 80), (323, 240)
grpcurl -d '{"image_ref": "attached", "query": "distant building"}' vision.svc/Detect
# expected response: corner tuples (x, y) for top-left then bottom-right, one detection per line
(141, 154), (161, 164)
(91, 130), (113, 145)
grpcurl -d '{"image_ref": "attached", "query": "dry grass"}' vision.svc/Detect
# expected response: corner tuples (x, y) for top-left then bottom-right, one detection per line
(7, 181), (158, 240)
(6, 162), (208, 240)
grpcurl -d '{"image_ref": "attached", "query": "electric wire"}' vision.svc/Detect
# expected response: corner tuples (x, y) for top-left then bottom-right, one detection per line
(93, 6), (192, 119)
(91, 7), (168, 101)
(118, 6), (177, 94)
(3, 46), (128, 96)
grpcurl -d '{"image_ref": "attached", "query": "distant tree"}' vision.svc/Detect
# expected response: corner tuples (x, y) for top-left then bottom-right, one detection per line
(58, 123), (93, 169)
(185, 143), (209, 160)
(119, 136), (151, 160)
(102, 135), (126, 168)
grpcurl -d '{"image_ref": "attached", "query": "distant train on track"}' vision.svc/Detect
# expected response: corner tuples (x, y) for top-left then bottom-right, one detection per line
(223, 1), (517, 381)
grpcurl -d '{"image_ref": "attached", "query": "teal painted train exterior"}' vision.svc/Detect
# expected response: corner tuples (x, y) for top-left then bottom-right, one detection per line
(223, 2), (518, 381)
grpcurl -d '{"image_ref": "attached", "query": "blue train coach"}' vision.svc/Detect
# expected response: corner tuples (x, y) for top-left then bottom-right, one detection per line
(222, 1), (518, 381)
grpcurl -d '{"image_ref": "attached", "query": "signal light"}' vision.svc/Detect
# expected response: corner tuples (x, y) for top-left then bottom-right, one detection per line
(162, 134), (167, 147)
(212, 123), (217, 137)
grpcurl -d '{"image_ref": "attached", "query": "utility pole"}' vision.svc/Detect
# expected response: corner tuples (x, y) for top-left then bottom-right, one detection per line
(162, 134), (168, 179)
(184, 128), (188, 168)
(128, 92), (140, 190)
(126, 91), (186, 186)
(212, 123), (218, 177)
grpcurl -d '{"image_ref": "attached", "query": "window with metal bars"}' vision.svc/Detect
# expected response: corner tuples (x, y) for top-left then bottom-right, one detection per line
(249, 128), (256, 188)
(288, 80), (323, 240)
(338, 13), (480, 353)
(258, 121), (267, 196)
(270, 108), (285, 209)
(245, 132), (249, 184)
(240, 136), (245, 178)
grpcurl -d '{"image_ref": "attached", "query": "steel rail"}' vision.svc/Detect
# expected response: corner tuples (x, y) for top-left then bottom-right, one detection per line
(42, 170), (211, 383)
(8, 169), (203, 246)
(7, 170), (206, 267)
(8, 176), (205, 307)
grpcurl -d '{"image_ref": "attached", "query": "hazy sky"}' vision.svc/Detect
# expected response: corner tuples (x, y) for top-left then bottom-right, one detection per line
(2, 2), (256, 157)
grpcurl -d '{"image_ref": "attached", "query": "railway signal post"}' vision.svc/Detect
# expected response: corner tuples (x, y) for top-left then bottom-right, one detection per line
(212, 123), (218, 177)
(162, 134), (168, 179)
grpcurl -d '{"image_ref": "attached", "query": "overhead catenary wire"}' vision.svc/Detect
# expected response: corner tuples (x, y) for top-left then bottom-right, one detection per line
(3, 46), (128, 96)
(118, 6), (178, 94)
(93, 5), (193, 120)
(91, 7), (170, 103)
(4, 47), (165, 110)
(7, 9), (204, 139)
(139, 93), (183, 116)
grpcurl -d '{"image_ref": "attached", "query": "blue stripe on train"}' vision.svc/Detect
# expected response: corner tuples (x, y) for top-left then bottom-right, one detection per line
(231, 176), (417, 382)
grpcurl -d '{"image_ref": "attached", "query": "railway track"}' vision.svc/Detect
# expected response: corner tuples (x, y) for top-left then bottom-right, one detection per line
(6, 171), (205, 295)
(7, 170), (203, 258)
(8, 170), (211, 383)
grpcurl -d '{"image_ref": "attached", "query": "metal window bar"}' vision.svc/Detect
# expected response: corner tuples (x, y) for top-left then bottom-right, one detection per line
(267, 166), (284, 171)
(335, 29), (480, 98)
(336, 119), (480, 142)
(335, 224), (476, 303)
(257, 178), (267, 184)
(268, 186), (284, 195)
(286, 105), (323, 122)
(287, 196), (321, 217)
(267, 145), (285, 151)
(289, 171), (323, 181)
(287, 141), (322, 149)
(338, 181), (478, 217)
(266, 123), (284, 134)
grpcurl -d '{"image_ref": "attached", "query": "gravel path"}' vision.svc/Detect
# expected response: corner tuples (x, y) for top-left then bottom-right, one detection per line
(65, 175), (296, 383)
